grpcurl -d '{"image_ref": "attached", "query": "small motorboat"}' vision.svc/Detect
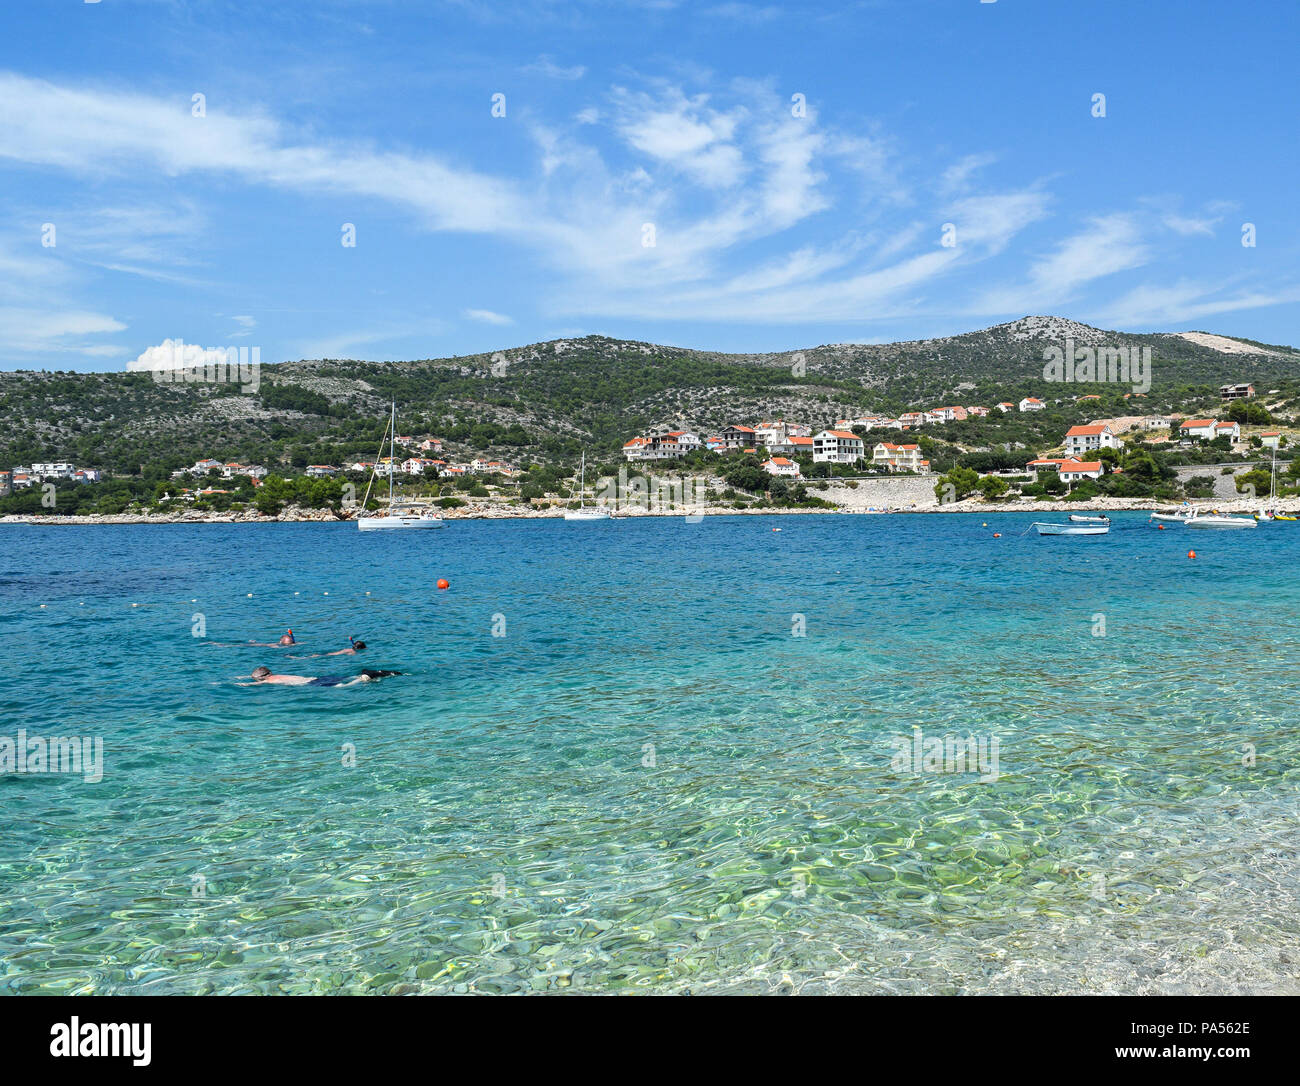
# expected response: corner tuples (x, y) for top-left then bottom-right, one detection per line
(1068, 513), (1110, 524)
(1149, 510), (1191, 524)
(1183, 509), (1256, 530)
(1031, 521), (1109, 536)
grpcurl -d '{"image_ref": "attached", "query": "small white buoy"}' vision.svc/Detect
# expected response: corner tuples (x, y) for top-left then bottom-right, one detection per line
(294, 591), (300, 596)
(39, 604), (46, 609)
(365, 591), (371, 596)
(131, 603), (139, 607)
(246, 593), (253, 598)
(323, 591), (329, 596)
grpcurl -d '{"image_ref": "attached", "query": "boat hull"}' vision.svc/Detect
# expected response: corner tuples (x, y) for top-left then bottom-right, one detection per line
(563, 510), (612, 521)
(1033, 522), (1108, 536)
(357, 515), (444, 530)
(1184, 518), (1256, 529)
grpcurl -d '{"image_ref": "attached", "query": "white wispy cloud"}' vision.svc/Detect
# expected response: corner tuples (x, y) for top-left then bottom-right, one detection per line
(523, 55), (587, 80)
(464, 308), (514, 325)
(973, 213), (1149, 314)
(1097, 281), (1300, 328)
(0, 306), (126, 359)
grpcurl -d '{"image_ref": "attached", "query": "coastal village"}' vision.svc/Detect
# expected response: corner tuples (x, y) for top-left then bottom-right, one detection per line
(615, 383), (1271, 491)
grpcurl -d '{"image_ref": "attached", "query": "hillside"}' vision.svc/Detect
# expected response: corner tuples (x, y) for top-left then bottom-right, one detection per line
(1, 316), (1295, 477)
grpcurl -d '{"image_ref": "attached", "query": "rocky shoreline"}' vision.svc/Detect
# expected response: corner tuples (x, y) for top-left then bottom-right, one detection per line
(5, 494), (1296, 526)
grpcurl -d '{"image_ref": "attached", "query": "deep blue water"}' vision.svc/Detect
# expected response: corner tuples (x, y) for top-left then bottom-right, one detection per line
(1, 513), (1298, 994)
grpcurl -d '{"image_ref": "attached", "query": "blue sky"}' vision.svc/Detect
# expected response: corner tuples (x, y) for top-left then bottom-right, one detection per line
(1, 0), (1297, 371)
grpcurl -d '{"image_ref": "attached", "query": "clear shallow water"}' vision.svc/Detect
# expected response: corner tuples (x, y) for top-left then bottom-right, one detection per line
(1, 513), (1298, 995)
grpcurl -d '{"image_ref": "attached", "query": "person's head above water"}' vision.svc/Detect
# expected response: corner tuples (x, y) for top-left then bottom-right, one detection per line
(251, 666), (272, 681)
(350, 636), (366, 652)
(278, 629), (295, 646)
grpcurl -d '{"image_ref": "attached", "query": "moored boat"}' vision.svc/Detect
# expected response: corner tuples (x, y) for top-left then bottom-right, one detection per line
(1031, 521), (1109, 536)
(563, 452), (612, 521)
(1183, 509), (1256, 530)
(357, 402), (445, 531)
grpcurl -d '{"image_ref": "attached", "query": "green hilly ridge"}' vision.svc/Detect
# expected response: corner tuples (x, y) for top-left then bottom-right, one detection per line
(1, 316), (1295, 477)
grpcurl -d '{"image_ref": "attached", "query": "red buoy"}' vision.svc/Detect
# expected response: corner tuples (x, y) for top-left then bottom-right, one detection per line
(1187, 550), (1196, 559)
(993, 532), (1001, 538)
(437, 579), (450, 590)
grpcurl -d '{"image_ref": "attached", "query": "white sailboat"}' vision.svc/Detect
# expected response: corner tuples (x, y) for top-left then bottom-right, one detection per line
(563, 452), (612, 521)
(357, 402), (444, 531)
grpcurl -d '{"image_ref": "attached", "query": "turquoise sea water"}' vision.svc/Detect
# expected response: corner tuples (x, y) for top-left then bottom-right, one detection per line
(1, 513), (1298, 995)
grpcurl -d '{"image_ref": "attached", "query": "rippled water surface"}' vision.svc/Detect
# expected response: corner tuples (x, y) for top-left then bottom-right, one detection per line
(1, 514), (1297, 994)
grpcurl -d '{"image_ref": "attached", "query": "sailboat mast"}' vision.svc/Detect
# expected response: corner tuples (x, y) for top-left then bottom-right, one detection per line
(389, 401), (396, 505)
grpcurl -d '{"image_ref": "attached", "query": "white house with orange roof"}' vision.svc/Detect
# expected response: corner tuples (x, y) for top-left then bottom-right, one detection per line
(1018, 397), (1045, 412)
(774, 434), (814, 457)
(401, 457), (442, 475)
(812, 430), (865, 464)
(966, 406), (989, 417)
(1179, 419), (1224, 441)
(1261, 431), (1282, 449)
(1064, 423), (1118, 456)
(931, 406), (968, 422)
(1214, 420), (1240, 441)
(1057, 459), (1103, 482)
(899, 411), (926, 428)
(872, 442), (924, 472)
(623, 436), (650, 461)
(995, 402), (1015, 413)
(1026, 457), (1104, 481)
(755, 420), (793, 446)
(761, 456), (801, 478)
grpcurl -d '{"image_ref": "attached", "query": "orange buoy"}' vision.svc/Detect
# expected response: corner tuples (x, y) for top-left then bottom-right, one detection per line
(1187, 550), (1196, 559)
(437, 578), (450, 590)
(1157, 524), (1165, 530)
(993, 532), (1001, 538)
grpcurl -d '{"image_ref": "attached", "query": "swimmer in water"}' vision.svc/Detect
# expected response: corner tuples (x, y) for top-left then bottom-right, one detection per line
(209, 628), (296, 648)
(242, 666), (400, 687)
(292, 636), (365, 659)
